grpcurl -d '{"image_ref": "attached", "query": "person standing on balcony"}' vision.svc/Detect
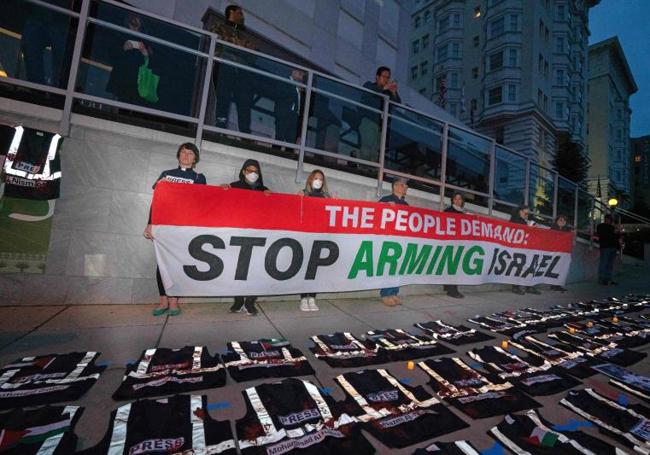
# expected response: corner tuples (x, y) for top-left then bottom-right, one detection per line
(359, 67), (401, 162)
(596, 214), (620, 286)
(223, 159), (271, 316)
(107, 14), (151, 105)
(274, 69), (305, 145)
(378, 178), (408, 306)
(144, 143), (206, 317)
(510, 205), (542, 296)
(443, 192), (466, 298)
(211, 4), (255, 134)
(297, 169), (331, 312)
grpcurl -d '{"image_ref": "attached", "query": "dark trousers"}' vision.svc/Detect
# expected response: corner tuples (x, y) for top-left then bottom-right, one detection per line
(155, 267), (166, 296)
(443, 285), (458, 294)
(22, 14), (69, 87)
(231, 296), (257, 312)
(213, 64), (252, 133)
(300, 293), (316, 298)
(598, 248), (617, 283)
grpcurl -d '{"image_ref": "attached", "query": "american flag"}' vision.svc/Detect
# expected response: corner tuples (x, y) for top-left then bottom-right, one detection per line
(437, 74), (447, 108)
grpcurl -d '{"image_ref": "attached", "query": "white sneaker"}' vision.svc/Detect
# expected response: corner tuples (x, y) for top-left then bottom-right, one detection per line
(307, 297), (319, 311)
(299, 298), (310, 312)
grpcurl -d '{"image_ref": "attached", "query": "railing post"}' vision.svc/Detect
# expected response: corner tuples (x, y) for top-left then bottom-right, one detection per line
(488, 140), (496, 216)
(573, 185), (579, 231)
(552, 171), (559, 219)
(59, 0), (91, 136)
(376, 97), (390, 197)
(438, 123), (450, 211)
(589, 196), (595, 249)
(194, 35), (217, 148)
(295, 71), (314, 183)
(524, 159), (530, 206)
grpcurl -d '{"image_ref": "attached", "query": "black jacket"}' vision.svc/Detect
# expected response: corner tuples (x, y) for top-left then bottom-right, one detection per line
(230, 159), (269, 191)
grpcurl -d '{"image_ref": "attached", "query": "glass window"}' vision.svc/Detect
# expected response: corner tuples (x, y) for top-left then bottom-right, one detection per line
(509, 48), (518, 66)
(411, 66), (418, 80)
(538, 54), (544, 73)
(437, 44), (448, 61)
(412, 40), (419, 54)
(510, 14), (519, 31)
(1, 1), (79, 89)
(414, 15), (421, 28)
(451, 42), (460, 58)
(555, 102), (564, 119)
(473, 35), (480, 47)
(489, 51), (503, 71)
(446, 127), (492, 194)
(422, 34), (430, 48)
(556, 69), (564, 85)
(474, 6), (482, 19)
(472, 67), (479, 78)
(490, 17), (504, 37)
(420, 61), (428, 76)
(424, 10), (432, 23)
(453, 13), (461, 27)
(449, 103), (457, 116)
(488, 86), (502, 105)
(438, 15), (449, 31)
(450, 72), (459, 88)
(529, 163), (554, 218)
(507, 84), (516, 102)
(556, 36), (565, 53)
(495, 146), (527, 205)
(385, 106), (444, 181)
(557, 4), (565, 20)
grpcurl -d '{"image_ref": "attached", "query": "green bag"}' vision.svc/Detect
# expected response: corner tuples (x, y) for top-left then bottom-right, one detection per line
(137, 57), (160, 103)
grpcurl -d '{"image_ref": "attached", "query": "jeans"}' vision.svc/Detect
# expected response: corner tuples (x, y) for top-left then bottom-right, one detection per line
(598, 248), (617, 283)
(380, 287), (399, 297)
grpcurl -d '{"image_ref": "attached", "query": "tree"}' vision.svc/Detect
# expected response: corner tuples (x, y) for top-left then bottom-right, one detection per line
(553, 140), (590, 186)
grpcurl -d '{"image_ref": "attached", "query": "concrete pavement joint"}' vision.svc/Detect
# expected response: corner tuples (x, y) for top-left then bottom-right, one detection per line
(0, 305), (70, 353)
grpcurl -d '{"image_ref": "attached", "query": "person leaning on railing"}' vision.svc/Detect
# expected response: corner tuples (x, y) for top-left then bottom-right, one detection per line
(443, 192), (466, 299)
(297, 169), (332, 312)
(210, 4), (255, 133)
(143, 143), (206, 317)
(509, 205), (542, 296)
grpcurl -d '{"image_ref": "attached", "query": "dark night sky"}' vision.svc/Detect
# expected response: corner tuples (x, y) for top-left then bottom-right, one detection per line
(589, 0), (649, 138)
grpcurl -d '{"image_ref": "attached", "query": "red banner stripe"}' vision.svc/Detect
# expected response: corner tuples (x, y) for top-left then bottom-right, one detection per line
(151, 183), (573, 253)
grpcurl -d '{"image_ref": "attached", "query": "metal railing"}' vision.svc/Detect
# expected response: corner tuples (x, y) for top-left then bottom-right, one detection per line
(1, 0), (647, 244)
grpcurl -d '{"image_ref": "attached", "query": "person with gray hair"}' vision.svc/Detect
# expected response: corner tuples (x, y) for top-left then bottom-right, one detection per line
(377, 177), (408, 306)
(443, 192), (466, 298)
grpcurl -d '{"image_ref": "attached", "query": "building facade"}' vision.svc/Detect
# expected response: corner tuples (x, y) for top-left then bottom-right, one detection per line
(586, 37), (637, 206)
(632, 136), (650, 211)
(408, 0), (598, 168)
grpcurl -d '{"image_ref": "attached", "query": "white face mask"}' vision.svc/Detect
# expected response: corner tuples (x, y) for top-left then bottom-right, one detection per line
(245, 172), (259, 183)
(312, 179), (323, 190)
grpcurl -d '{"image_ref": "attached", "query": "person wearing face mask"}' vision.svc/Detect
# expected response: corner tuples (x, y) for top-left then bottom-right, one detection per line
(443, 192), (466, 299)
(144, 143), (206, 317)
(223, 159), (270, 315)
(378, 178), (409, 306)
(509, 204), (541, 296)
(296, 170), (331, 312)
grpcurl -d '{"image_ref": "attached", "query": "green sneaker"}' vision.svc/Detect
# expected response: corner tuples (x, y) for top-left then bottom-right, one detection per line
(152, 307), (168, 316)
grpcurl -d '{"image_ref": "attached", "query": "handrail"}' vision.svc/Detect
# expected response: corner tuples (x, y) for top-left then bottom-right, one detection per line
(4, 0), (650, 230)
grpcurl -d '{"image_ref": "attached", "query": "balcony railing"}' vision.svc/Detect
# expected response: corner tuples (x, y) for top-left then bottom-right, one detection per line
(0, 0), (633, 241)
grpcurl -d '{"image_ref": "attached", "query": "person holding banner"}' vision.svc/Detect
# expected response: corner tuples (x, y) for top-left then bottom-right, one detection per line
(144, 143), (206, 316)
(297, 169), (332, 312)
(509, 205), (542, 296)
(550, 214), (571, 292)
(224, 159), (270, 316)
(443, 192), (466, 299)
(378, 177), (409, 306)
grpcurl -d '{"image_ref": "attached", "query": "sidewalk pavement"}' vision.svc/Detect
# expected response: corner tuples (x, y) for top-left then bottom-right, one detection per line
(1, 265), (649, 454)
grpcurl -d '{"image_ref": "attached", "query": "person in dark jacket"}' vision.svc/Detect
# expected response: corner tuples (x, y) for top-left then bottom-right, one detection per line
(550, 214), (571, 292)
(144, 143), (206, 316)
(359, 66), (401, 162)
(596, 214), (619, 285)
(224, 159), (270, 315)
(443, 192), (466, 298)
(509, 205), (541, 295)
(378, 177), (408, 306)
(297, 169), (331, 312)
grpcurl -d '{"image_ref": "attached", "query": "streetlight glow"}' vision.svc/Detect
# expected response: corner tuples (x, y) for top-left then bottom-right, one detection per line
(608, 198), (618, 207)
